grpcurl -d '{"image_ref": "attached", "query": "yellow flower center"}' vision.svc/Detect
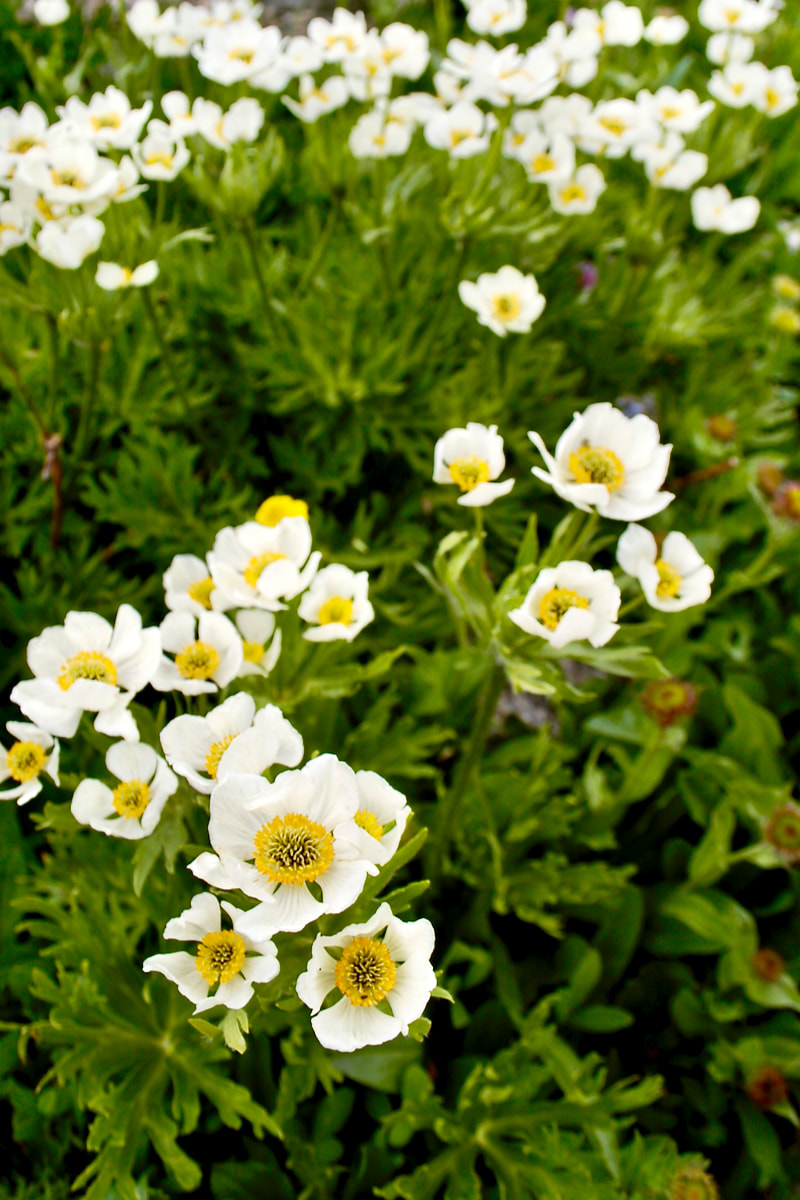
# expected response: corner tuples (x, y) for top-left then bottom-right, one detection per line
(256, 495), (310, 526)
(205, 733), (237, 780)
(229, 46), (254, 62)
(766, 88), (779, 110)
(145, 151), (174, 167)
(354, 809), (384, 840)
(660, 105), (682, 121)
(531, 152), (555, 174)
(175, 640), (220, 681)
(597, 116), (628, 138)
(111, 778), (151, 819)
(771, 307), (800, 334)
(242, 640), (265, 664)
(568, 445), (625, 489)
(36, 196), (56, 221)
(538, 586), (589, 630)
(253, 813), (334, 885)
(187, 576), (215, 609)
(91, 113), (122, 130)
(58, 651), (118, 691)
(334, 936), (397, 1007)
(450, 129), (471, 147)
(6, 740), (47, 783)
(448, 456), (491, 492)
(655, 559), (682, 598)
(9, 137), (37, 153)
(317, 596), (354, 626)
(560, 183), (587, 205)
(774, 275), (800, 300)
(244, 552), (287, 588)
(50, 168), (84, 189)
(195, 929), (247, 985)
(724, 7), (740, 22)
(491, 292), (522, 321)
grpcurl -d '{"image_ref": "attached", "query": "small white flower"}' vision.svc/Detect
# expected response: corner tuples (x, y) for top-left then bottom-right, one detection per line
(636, 87), (715, 134)
(379, 23), (429, 79)
(33, 0), (69, 24)
(193, 97), (264, 149)
(0, 722), (59, 805)
(508, 560), (621, 648)
(35, 215), (106, 270)
(159, 91), (199, 137)
(541, 21), (599, 88)
(349, 771), (411, 869)
(423, 101), (495, 158)
(152, 611), (244, 695)
(466, 0), (527, 37)
(698, 0), (776, 33)
(638, 137), (708, 191)
(298, 564), (375, 642)
(616, 524), (714, 611)
(349, 108), (412, 158)
(235, 609), (282, 678)
(194, 21), (282, 86)
(0, 201), (31, 255)
(705, 32), (754, 64)
(133, 130), (190, 181)
(208, 518), (321, 612)
(691, 184), (760, 233)
(580, 98), (660, 158)
(517, 130), (575, 184)
(281, 36), (325, 78)
(296, 902), (436, 1052)
(644, 14), (689, 44)
(71, 741), (177, 839)
(163, 553), (217, 615)
(751, 65), (798, 117)
(548, 164), (607, 216)
(191, 754), (378, 930)
(143, 892), (279, 1013)
(529, 401), (674, 520)
(282, 74), (350, 123)
(57, 88), (152, 150)
(576, 0), (644, 46)
(708, 60), (766, 108)
(307, 7), (368, 61)
(95, 261), (159, 290)
(160, 692), (302, 794)
(432, 423), (515, 507)
(458, 265), (545, 337)
(11, 605), (161, 740)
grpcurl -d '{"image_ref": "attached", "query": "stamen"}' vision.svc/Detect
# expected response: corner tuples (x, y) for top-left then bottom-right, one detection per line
(568, 445), (625, 489)
(334, 936), (397, 1007)
(112, 778), (151, 819)
(448, 456), (490, 493)
(6, 740), (47, 783)
(195, 929), (247, 985)
(187, 576), (215, 610)
(242, 640), (265, 663)
(205, 733), (237, 780)
(244, 552), (287, 588)
(175, 641), (220, 681)
(253, 812), (334, 885)
(58, 651), (118, 691)
(491, 293), (522, 321)
(256, 495), (309, 526)
(317, 596), (354, 626)
(655, 558), (682, 598)
(354, 809), (384, 840)
(538, 586), (589, 630)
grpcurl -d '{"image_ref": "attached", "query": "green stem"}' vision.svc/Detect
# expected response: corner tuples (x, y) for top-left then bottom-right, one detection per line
(45, 311), (59, 428)
(0, 342), (48, 441)
(427, 660), (506, 883)
(298, 202), (339, 294)
(241, 219), (270, 310)
(73, 340), (102, 465)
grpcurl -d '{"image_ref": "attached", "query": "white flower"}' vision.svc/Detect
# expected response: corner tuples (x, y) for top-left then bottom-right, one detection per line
(349, 108), (412, 158)
(298, 564), (374, 642)
(432, 423), (515, 507)
(751, 65), (798, 117)
(466, 0), (527, 37)
(349, 772), (411, 869)
(282, 73), (350, 123)
(307, 7), (368, 62)
(152, 611), (243, 695)
(691, 184), (760, 233)
(191, 754), (378, 930)
(580, 98), (660, 158)
(235, 609), (282, 677)
(194, 21), (283, 86)
(0, 102), (49, 185)
(423, 101), (495, 158)
(573, 0), (644, 46)
(281, 36), (325, 78)
(57, 88), (153, 150)
(708, 61), (766, 107)
(11, 605), (161, 740)
(458, 265), (545, 337)
(18, 138), (119, 207)
(698, 0), (776, 33)
(33, 0), (69, 24)
(616, 524), (714, 611)
(207, 518), (320, 612)
(160, 692), (302, 794)
(296, 902), (436, 1052)
(706, 32), (754, 64)
(529, 402), (674, 520)
(0, 722), (59, 805)
(35, 215), (105, 270)
(636, 87), (715, 134)
(143, 893), (279, 1013)
(637, 136), (708, 190)
(133, 130), (190, 181)
(379, 23), (429, 79)
(163, 553), (218, 615)
(516, 130), (575, 184)
(95, 261), (159, 290)
(342, 31), (394, 101)
(508, 560), (621, 648)
(548, 164), (606, 216)
(541, 21), (599, 88)
(193, 98), (264, 149)
(0, 201), (31, 255)
(71, 741), (177, 839)
(644, 13), (689, 44)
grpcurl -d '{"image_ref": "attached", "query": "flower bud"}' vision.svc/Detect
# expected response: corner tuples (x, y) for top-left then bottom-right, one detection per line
(746, 1066), (789, 1110)
(641, 679), (698, 726)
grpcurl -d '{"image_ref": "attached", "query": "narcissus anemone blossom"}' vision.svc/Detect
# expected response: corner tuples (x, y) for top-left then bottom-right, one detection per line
(207, 518), (320, 612)
(617, 525), (714, 611)
(163, 553), (217, 615)
(234, 610), (282, 678)
(160, 692), (302, 794)
(508, 561), (621, 648)
(190, 754), (378, 931)
(0, 722), (59, 805)
(433, 423), (514, 507)
(11, 605), (161, 740)
(95, 261), (159, 290)
(71, 741), (177, 839)
(143, 892), (279, 1013)
(349, 769), (412, 868)
(529, 402), (674, 520)
(152, 611), (243, 695)
(298, 564), (374, 642)
(458, 265), (545, 337)
(296, 902), (436, 1052)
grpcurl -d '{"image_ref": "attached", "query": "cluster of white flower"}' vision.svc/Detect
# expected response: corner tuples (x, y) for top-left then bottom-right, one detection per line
(2, 496), (423, 1051)
(433, 403), (714, 649)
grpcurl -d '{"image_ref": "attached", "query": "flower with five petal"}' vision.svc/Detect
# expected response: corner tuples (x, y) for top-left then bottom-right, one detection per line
(458, 265), (545, 337)
(152, 611), (244, 695)
(0, 722), (59, 805)
(432, 423), (515, 507)
(616, 525), (714, 611)
(298, 565), (375, 642)
(508, 560), (621, 648)
(71, 740), (177, 839)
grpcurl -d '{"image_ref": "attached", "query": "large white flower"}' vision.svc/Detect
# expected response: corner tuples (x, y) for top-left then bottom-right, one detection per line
(298, 564), (375, 642)
(691, 184), (760, 233)
(71, 741), (177, 839)
(208, 518), (320, 612)
(191, 754), (378, 931)
(616, 525), (714, 612)
(508, 561), (621, 648)
(152, 611), (244, 695)
(143, 892), (279, 1013)
(160, 692), (302, 794)
(296, 902), (436, 1053)
(458, 265), (545, 338)
(432, 422), (514, 507)
(529, 402), (674, 521)
(11, 605), (160, 740)
(0, 722), (59, 805)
